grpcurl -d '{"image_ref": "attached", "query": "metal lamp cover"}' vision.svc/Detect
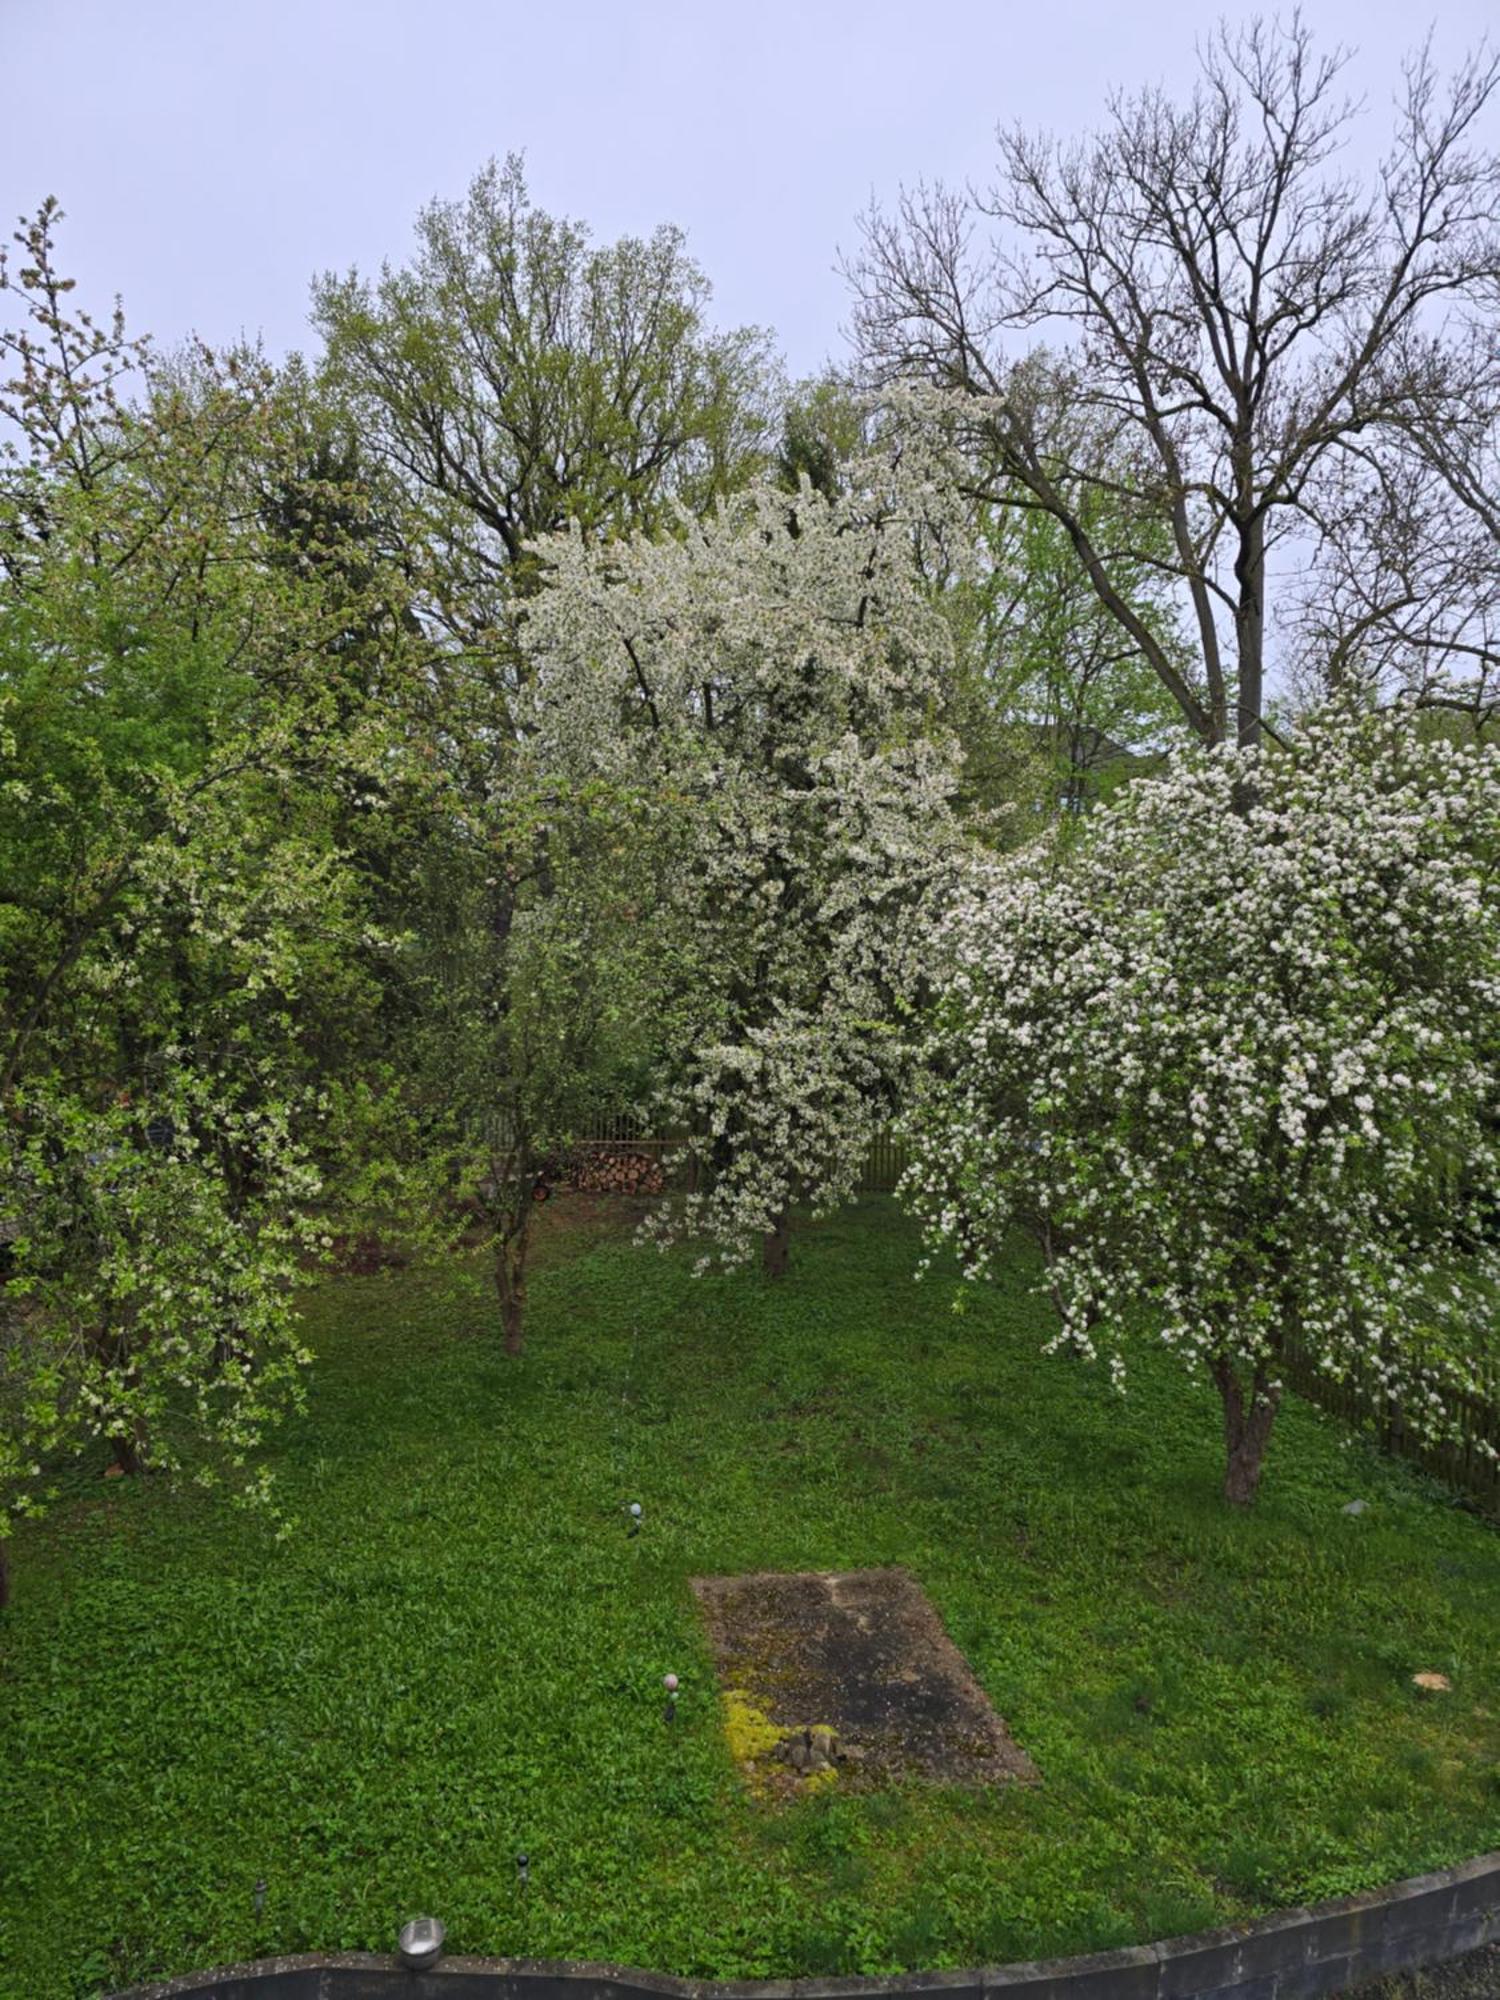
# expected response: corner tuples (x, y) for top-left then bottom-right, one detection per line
(397, 1915), (446, 1969)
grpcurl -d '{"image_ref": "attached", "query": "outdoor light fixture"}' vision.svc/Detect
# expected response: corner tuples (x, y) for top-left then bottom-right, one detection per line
(397, 1915), (446, 1970)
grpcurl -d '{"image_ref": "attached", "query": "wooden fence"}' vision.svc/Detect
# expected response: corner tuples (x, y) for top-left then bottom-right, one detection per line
(571, 1115), (909, 1196)
(1279, 1339), (1500, 1516)
(858, 1129), (910, 1193)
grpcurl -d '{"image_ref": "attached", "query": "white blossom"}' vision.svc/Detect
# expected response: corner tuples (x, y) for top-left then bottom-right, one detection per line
(523, 458), (969, 1266)
(901, 705), (1500, 1496)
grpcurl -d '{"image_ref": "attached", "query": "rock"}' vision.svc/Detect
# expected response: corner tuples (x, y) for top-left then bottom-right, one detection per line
(1341, 1499), (1368, 1516)
(1413, 1671), (1452, 1694)
(778, 1725), (841, 1774)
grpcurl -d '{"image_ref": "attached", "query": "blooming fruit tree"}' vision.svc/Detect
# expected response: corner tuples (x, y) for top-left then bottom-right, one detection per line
(901, 707), (1500, 1504)
(524, 455), (967, 1274)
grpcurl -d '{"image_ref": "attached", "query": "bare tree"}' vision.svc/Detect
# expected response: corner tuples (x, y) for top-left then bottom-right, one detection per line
(849, 17), (1500, 746)
(1290, 328), (1500, 725)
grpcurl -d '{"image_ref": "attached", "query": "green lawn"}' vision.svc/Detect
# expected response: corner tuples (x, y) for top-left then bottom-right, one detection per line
(3, 1200), (1498, 1997)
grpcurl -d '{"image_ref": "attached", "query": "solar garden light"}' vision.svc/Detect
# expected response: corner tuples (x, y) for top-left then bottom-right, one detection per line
(663, 1671), (679, 1722)
(517, 1851), (530, 1887)
(628, 1500), (642, 1537)
(397, 1915), (446, 1970)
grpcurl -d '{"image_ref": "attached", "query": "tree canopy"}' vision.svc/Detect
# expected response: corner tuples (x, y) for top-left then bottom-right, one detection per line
(902, 706), (1500, 1504)
(313, 154), (781, 656)
(851, 21), (1500, 743)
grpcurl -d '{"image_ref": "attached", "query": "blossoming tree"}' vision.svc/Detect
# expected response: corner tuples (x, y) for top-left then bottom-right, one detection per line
(524, 452), (968, 1274)
(902, 707), (1500, 1504)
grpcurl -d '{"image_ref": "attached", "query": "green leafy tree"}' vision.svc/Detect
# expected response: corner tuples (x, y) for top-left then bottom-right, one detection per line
(308, 157), (783, 1334)
(1, 1078), (322, 1587)
(775, 372), (870, 500)
(313, 153), (780, 660)
(401, 774), (691, 1352)
(0, 205), (418, 1603)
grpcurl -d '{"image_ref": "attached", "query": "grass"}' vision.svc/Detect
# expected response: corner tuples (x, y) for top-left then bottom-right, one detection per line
(2, 1198), (1498, 1996)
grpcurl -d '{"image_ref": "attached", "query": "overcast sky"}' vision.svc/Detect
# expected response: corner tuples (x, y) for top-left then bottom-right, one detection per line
(3, 0), (1496, 380)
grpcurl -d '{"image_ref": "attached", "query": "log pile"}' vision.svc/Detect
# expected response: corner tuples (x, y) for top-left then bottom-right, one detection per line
(567, 1146), (666, 1196)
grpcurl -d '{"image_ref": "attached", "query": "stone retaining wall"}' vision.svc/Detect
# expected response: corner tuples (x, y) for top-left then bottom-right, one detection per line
(109, 1850), (1500, 2000)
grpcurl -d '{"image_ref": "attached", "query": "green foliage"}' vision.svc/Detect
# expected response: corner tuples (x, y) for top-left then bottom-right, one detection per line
(0, 206), (423, 1553)
(301, 157), (790, 1335)
(2, 1206), (1496, 1994)
(408, 774), (693, 1175)
(1, 1075), (320, 1525)
(942, 455), (1189, 825)
(382, 705), (703, 1343)
(775, 374), (869, 500)
(313, 153), (781, 643)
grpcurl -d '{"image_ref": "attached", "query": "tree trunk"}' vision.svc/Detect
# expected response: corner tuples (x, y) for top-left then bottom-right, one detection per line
(1212, 1355), (1281, 1506)
(495, 1209), (532, 1356)
(88, 1325), (148, 1475)
(110, 1423), (146, 1477)
(1234, 511), (1266, 751)
(762, 1209), (790, 1280)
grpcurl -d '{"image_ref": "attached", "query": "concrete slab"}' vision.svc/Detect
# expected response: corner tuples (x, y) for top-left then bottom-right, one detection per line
(690, 1567), (1039, 1793)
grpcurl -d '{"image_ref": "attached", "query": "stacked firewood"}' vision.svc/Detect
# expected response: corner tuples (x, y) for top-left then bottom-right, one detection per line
(567, 1146), (666, 1196)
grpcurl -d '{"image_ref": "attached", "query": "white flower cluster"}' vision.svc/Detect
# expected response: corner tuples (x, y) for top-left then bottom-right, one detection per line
(523, 460), (970, 1266)
(901, 706), (1500, 1464)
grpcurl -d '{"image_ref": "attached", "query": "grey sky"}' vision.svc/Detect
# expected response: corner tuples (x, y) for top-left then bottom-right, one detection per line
(2, 0), (1496, 379)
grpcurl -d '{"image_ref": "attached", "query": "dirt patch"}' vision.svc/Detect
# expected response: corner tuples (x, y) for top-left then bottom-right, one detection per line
(691, 1567), (1038, 1795)
(455, 1194), (656, 1269)
(527, 1193), (658, 1269)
